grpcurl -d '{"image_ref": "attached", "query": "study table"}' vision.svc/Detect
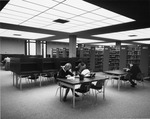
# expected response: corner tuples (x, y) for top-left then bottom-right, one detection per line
(57, 76), (108, 108)
(104, 70), (127, 90)
(13, 71), (41, 90)
(13, 69), (58, 90)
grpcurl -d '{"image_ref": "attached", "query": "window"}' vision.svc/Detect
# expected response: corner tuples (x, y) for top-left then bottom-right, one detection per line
(26, 40), (36, 55)
(40, 41), (47, 58)
(26, 40), (47, 57)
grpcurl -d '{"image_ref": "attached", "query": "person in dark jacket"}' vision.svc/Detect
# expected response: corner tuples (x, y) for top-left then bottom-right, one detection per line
(58, 63), (74, 78)
(129, 64), (141, 87)
(57, 63), (79, 101)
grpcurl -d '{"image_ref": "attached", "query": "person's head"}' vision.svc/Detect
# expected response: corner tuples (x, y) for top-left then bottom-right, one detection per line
(127, 64), (131, 69)
(129, 63), (133, 68)
(64, 63), (72, 71)
(78, 59), (83, 64)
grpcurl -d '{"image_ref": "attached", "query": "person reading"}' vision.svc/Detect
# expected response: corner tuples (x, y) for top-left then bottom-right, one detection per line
(57, 63), (79, 101)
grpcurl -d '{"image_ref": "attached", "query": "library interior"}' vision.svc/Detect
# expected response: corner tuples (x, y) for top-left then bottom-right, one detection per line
(0, 0), (150, 119)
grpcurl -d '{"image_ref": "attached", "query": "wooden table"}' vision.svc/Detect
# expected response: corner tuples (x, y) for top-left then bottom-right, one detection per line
(13, 71), (41, 90)
(104, 70), (127, 90)
(57, 76), (107, 108)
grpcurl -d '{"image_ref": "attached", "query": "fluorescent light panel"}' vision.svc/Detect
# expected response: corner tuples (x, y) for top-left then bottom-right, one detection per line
(4, 4), (40, 15)
(24, 0), (58, 8)
(133, 40), (150, 44)
(54, 4), (86, 15)
(51, 38), (103, 44)
(0, 17), (23, 24)
(46, 9), (75, 18)
(92, 28), (150, 40)
(0, 0), (135, 33)
(9, 0), (48, 12)
(0, 28), (54, 39)
(92, 42), (133, 46)
(63, 0), (99, 11)
(1, 9), (33, 18)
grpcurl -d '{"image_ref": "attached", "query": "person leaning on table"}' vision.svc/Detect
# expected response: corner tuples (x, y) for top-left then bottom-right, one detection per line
(75, 59), (86, 75)
(57, 63), (79, 101)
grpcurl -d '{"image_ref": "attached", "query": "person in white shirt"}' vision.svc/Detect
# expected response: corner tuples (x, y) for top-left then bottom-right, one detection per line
(3, 57), (10, 70)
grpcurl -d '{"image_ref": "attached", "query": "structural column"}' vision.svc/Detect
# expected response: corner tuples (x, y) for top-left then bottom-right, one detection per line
(36, 41), (41, 56)
(69, 35), (77, 58)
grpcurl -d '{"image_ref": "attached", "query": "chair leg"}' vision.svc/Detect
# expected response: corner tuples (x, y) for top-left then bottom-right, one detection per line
(55, 87), (64, 96)
(95, 90), (98, 102)
(55, 87), (60, 96)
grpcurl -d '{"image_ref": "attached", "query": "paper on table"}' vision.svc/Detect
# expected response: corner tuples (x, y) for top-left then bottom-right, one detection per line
(67, 76), (75, 80)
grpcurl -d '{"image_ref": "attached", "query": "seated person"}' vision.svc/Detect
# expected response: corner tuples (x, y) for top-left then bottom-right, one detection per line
(123, 64), (132, 72)
(57, 63), (79, 101)
(123, 64), (141, 87)
(75, 69), (95, 94)
(80, 69), (95, 78)
(129, 64), (141, 87)
(75, 59), (86, 75)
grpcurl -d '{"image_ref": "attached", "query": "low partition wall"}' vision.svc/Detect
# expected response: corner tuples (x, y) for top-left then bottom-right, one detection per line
(10, 57), (88, 74)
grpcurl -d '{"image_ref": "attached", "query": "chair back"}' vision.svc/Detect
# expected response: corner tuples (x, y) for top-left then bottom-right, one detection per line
(136, 73), (143, 81)
(96, 80), (105, 87)
(80, 82), (91, 92)
(124, 73), (131, 80)
(28, 74), (39, 80)
(54, 72), (59, 83)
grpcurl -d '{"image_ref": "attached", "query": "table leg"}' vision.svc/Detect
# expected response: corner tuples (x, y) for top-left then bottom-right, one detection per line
(103, 82), (105, 99)
(118, 76), (121, 91)
(19, 76), (22, 90)
(60, 84), (62, 101)
(13, 72), (15, 86)
(39, 74), (41, 87)
(72, 87), (75, 108)
(16, 74), (18, 87)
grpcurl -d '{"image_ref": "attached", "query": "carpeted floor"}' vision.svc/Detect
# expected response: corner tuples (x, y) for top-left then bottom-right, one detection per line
(1, 70), (150, 119)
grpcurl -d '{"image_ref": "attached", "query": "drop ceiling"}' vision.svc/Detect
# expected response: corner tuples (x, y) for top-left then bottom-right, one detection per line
(0, 0), (150, 45)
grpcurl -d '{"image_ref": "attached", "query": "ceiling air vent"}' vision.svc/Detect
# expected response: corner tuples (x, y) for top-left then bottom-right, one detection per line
(53, 19), (69, 24)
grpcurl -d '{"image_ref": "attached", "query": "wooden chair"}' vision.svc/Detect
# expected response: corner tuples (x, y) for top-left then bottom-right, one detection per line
(134, 72), (144, 87)
(28, 73), (39, 85)
(90, 80), (106, 101)
(54, 72), (67, 96)
(75, 82), (91, 99)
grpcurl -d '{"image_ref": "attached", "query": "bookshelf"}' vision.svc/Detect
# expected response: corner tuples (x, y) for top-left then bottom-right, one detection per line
(148, 51), (150, 76)
(109, 46), (120, 70)
(62, 48), (69, 58)
(103, 46), (110, 71)
(126, 45), (141, 66)
(52, 48), (58, 58)
(90, 47), (103, 72)
(148, 49), (150, 77)
(120, 46), (127, 69)
(76, 47), (90, 69)
(52, 48), (69, 58)
(140, 45), (149, 76)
